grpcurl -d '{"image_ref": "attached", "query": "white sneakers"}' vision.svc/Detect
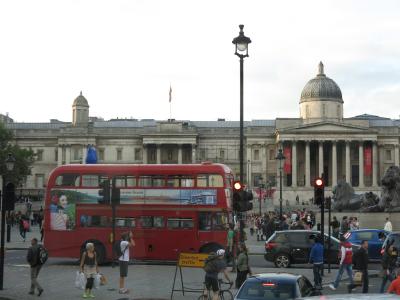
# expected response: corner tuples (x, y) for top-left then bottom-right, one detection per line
(328, 284), (336, 290)
(119, 288), (129, 294)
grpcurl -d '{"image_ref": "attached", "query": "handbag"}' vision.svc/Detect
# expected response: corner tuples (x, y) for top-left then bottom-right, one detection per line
(75, 271), (86, 290)
(353, 271), (363, 285)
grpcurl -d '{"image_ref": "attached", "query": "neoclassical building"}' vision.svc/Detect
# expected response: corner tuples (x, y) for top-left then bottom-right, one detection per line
(4, 62), (400, 202)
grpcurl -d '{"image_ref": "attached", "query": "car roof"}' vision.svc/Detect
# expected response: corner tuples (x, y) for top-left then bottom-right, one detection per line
(276, 230), (321, 234)
(247, 273), (302, 282)
(300, 293), (399, 299)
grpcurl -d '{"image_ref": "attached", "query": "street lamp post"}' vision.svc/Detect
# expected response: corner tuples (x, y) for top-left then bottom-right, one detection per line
(0, 153), (16, 290)
(275, 149), (285, 219)
(232, 24), (251, 184)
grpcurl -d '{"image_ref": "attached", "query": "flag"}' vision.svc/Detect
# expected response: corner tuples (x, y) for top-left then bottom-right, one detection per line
(169, 85), (172, 103)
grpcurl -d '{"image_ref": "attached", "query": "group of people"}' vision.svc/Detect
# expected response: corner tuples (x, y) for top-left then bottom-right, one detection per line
(26, 231), (135, 298)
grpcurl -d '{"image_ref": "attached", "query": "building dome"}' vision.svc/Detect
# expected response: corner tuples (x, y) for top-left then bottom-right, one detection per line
(72, 91), (89, 107)
(300, 62), (343, 104)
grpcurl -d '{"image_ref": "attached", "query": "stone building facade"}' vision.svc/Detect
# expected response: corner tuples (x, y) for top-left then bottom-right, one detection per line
(5, 63), (400, 203)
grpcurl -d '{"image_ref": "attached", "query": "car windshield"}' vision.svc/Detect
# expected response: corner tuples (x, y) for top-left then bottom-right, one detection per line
(237, 280), (295, 300)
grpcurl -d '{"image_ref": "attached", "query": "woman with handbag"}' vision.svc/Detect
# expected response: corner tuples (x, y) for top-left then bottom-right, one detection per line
(380, 245), (398, 293)
(235, 244), (252, 289)
(79, 243), (99, 298)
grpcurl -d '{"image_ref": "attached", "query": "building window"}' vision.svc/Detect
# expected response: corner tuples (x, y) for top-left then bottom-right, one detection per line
(386, 149), (392, 161)
(73, 147), (81, 161)
(269, 149), (275, 160)
(150, 149), (156, 161)
(254, 149), (260, 161)
(219, 149), (225, 160)
(36, 149), (43, 161)
(168, 149), (173, 160)
(55, 149), (58, 161)
(134, 148), (142, 161)
(35, 174), (45, 188)
(98, 149), (105, 161)
(117, 148), (123, 161)
(200, 149), (206, 160)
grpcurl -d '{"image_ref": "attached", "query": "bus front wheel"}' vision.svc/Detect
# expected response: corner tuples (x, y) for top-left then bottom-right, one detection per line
(199, 243), (224, 254)
(80, 240), (107, 265)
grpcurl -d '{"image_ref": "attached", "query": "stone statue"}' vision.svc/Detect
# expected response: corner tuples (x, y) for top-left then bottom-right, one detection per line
(332, 166), (400, 212)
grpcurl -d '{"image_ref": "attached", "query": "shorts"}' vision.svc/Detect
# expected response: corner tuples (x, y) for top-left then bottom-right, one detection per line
(119, 260), (128, 277)
(205, 276), (219, 292)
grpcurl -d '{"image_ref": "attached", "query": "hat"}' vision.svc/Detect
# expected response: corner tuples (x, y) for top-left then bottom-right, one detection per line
(216, 249), (225, 256)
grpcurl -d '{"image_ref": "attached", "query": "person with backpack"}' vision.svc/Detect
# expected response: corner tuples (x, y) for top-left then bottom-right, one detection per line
(380, 245), (398, 293)
(118, 231), (135, 294)
(348, 240), (369, 293)
(202, 249), (232, 300)
(235, 244), (251, 289)
(329, 236), (354, 291)
(26, 238), (44, 296)
(79, 242), (99, 298)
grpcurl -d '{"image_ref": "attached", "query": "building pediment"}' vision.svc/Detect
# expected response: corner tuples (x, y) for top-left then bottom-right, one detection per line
(278, 121), (373, 134)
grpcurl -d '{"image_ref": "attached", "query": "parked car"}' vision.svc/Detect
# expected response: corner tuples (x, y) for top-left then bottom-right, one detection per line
(381, 232), (400, 264)
(264, 230), (359, 268)
(344, 229), (388, 260)
(300, 294), (400, 299)
(234, 273), (320, 300)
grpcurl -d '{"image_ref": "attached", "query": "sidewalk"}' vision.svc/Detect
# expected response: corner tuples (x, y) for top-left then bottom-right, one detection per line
(4, 224), (41, 250)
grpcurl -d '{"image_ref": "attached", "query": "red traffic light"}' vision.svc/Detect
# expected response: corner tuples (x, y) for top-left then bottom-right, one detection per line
(233, 181), (243, 191)
(315, 178), (324, 187)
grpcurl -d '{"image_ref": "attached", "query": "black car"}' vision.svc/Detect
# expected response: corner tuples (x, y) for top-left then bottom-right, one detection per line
(264, 230), (359, 268)
(234, 273), (320, 300)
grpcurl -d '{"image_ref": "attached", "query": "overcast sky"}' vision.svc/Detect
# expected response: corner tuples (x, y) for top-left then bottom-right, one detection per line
(1, 0), (400, 123)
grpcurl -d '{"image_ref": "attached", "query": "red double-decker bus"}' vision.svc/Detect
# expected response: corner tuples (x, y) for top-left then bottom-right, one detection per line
(43, 163), (234, 262)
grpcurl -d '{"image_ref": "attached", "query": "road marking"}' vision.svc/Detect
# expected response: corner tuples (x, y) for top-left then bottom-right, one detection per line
(11, 264), (30, 268)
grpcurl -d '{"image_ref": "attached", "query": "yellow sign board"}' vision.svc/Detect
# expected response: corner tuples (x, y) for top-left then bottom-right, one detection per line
(178, 253), (209, 268)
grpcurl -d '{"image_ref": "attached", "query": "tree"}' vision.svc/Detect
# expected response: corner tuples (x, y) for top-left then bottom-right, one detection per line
(0, 122), (35, 185)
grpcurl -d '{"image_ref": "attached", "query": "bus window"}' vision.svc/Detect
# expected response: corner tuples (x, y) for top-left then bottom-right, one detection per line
(80, 215), (110, 227)
(225, 174), (233, 188)
(139, 176), (152, 187)
(151, 176), (165, 187)
(55, 174), (80, 187)
(213, 212), (228, 230)
(126, 176), (136, 187)
(197, 174), (223, 187)
(167, 218), (194, 229)
(140, 216), (153, 228)
(181, 177), (194, 187)
(167, 176), (194, 187)
(115, 217), (136, 228)
(154, 216), (164, 228)
(82, 175), (105, 187)
(114, 176), (126, 187)
(199, 212), (212, 231)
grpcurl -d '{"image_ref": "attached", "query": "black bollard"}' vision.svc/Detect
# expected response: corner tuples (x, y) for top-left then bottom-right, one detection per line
(6, 225), (11, 243)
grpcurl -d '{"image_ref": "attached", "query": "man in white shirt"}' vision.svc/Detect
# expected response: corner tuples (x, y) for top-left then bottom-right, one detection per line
(384, 218), (393, 232)
(119, 231), (135, 294)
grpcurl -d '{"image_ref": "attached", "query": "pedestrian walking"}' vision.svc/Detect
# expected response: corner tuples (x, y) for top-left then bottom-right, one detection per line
(380, 245), (398, 293)
(235, 244), (252, 289)
(309, 235), (323, 290)
(19, 215), (29, 242)
(384, 217), (393, 232)
(118, 231), (135, 294)
(330, 216), (340, 239)
(27, 238), (44, 296)
(388, 269), (400, 295)
(329, 236), (354, 291)
(79, 242), (99, 298)
(348, 240), (369, 293)
(226, 224), (235, 262)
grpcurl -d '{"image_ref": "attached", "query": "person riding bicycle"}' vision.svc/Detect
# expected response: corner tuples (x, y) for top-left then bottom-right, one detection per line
(202, 249), (232, 300)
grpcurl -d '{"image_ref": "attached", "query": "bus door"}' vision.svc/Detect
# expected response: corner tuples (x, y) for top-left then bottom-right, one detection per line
(138, 216), (166, 260)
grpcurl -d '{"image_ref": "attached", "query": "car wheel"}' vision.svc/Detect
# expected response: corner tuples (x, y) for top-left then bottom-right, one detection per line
(274, 253), (290, 268)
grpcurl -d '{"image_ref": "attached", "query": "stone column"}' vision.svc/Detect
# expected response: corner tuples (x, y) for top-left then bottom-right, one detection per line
(142, 144), (147, 164)
(359, 141), (364, 187)
(395, 145), (399, 166)
(305, 141), (310, 187)
(156, 145), (161, 164)
(291, 141), (297, 187)
(332, 141), (337, 187)
(57, 146), (63, 166)
(345, 141), (351, 183)
(178, 144), (183, 164)
(192, 144), (196, 164)
(65, 145), (71, 164)
(372, 141), (378, 187)
(82, 145), (87, 164)
(318, 141), (324, 177)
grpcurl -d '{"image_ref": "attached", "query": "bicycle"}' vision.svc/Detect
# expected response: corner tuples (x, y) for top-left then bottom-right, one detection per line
(197, 279), (233, 300)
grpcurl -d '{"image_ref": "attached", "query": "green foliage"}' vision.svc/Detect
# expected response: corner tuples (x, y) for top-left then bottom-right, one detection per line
(0, 122), (35, 185)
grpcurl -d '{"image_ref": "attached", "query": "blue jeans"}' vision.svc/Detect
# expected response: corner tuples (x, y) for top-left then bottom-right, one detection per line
(333, 264), (353, 288)
(313, 264), (323, 288)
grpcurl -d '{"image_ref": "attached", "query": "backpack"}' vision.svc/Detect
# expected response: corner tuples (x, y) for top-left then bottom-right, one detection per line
(203, 253), (219, 273)
(38, 245), (48, 265)
(114, 240), (126, 258)
(23, 220), (30, 230)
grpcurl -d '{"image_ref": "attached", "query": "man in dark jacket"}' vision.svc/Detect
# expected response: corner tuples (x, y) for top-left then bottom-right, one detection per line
(27, 238), (43, 296)
(349, 240), (369, 293)
(380, 245), (398, 293)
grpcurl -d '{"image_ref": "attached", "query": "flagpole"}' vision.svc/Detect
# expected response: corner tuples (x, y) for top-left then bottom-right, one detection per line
(169, 84), (172, 121)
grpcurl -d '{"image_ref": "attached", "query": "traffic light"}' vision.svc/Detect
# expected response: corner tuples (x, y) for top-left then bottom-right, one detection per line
(232, 181), (254, 212)
(314, 177), (324, 206)
(98, 180), (110, 204)
(3, 182), (16, 211)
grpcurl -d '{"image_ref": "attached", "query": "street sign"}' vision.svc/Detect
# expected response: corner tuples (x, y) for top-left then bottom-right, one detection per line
(177, 253), (209, 268)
